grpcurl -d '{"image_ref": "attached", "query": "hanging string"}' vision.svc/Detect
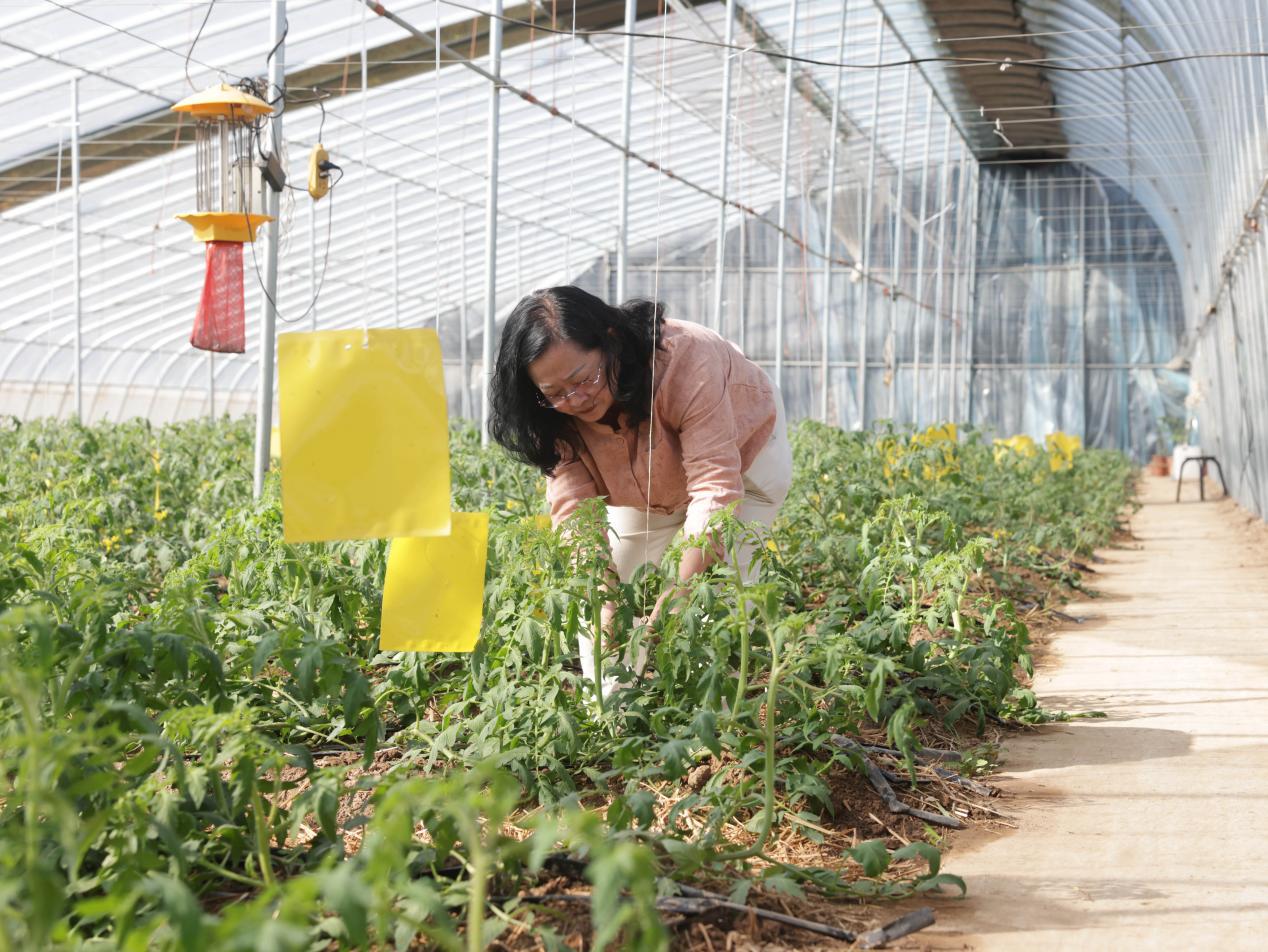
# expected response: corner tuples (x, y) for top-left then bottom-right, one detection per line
(44, 130), (65, 354)
(641, 1), (672, 615)
(564, 0), (578, 278)
(359, 0), (371, 347)
(433, 0), (443, 331)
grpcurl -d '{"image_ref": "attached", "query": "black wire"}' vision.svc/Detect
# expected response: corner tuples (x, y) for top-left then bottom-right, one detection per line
(241, 118), (342, 327)
(184, 1), (217, 92)
(265, 18), (289, 77)
(433, 0), (1268, 74)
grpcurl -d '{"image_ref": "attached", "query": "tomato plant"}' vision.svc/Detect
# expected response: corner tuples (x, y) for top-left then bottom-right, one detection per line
(0, 414), (1133, 948)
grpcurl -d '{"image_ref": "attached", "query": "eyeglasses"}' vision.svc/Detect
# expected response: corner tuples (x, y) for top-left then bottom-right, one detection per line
(536, 365), (604, 408)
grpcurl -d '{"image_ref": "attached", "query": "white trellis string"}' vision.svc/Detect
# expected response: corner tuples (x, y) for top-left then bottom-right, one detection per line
(641, 2), (673, 617)
(433, 0), (443, 330)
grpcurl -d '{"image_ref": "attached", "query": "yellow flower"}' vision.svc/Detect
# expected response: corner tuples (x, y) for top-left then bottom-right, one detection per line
(154, 509), (168, 522)
(914, 423), (957, 447)
(1045, 431), (1081, 471)
(102, 534), (120, 553)
(993, 434), (1038, 464)
(506, 499), (519, 510)
(764, 540), (779, 553)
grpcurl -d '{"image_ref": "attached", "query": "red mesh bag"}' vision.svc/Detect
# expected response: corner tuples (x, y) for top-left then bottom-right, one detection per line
(190, 241), (246, 353)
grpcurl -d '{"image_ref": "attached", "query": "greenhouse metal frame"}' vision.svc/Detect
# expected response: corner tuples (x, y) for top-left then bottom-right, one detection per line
(2, 0), (1267, 516)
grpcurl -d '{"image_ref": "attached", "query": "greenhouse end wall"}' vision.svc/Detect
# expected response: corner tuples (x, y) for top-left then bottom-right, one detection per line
(621, 162), (1186, 461)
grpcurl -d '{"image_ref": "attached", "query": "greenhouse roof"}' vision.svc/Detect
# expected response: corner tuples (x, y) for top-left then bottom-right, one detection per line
(0, 0), (1264, 422)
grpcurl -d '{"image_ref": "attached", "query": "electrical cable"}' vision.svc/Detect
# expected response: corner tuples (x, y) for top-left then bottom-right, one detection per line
(184, 0), (217, 91)
(40, 0), (221, 73)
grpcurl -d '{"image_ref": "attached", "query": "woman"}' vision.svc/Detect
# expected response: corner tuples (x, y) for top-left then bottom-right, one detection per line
(489, 286), (792, 628)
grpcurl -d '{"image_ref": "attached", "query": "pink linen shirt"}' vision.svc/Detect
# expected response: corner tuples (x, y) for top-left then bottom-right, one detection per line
(545, 319), (777, 537)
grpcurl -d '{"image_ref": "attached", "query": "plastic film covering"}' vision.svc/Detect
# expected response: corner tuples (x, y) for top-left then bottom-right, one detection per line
(972, 164), (1187, 461)
(621, 154), (981, 434)
(1003, 0), (1268, 514)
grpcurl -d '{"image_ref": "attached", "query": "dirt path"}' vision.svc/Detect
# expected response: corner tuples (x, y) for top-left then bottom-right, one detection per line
(917, 475), (1268, 950)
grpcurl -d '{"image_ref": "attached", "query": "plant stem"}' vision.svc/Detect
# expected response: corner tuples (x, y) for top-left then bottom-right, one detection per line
(251, 789), (275, 888)
(466, 844), (489, 952)
(718, 629), (781, 862)
(729, 540), (751, 718)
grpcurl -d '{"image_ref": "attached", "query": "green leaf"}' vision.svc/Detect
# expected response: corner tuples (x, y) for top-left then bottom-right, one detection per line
(691, 709), (721, 758)
(893, 840), (941, 876)
(846, 838), (892, 878)
(915, 872), (967, 896)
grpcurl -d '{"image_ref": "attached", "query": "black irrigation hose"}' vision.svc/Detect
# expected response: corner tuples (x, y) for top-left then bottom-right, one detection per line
(879, 767), (998, 799)
(860, 742), (963, 764)
(831, 736), (965, 830)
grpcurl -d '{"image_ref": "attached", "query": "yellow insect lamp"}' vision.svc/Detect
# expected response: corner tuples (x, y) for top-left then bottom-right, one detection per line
(171, 84), (275, 353)
(172, 83), (274, 241)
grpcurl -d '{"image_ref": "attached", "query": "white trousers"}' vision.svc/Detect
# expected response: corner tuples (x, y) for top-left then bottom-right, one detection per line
(606, 384), (792, 586)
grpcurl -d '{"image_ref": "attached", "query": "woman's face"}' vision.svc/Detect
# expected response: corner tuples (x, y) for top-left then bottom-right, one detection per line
(527, 338), (615, 423)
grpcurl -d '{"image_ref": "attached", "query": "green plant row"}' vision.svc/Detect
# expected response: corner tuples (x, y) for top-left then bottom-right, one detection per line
(0, 416), (1135, 950)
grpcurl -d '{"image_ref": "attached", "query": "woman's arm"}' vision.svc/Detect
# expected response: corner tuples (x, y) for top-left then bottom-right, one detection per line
(545, 450), (601, 528)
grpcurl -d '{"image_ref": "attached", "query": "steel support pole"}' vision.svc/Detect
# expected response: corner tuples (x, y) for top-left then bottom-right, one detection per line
(460, 204), (471, 420)
(480, 0), (503, 445)
(912, 89), (933, 428)
(819, 4), (847, 423)
(615, 0), (637, 304)
(773, 0), (798, 390)
(856, 16), (884, 429)
(963, 160), (980, 426)
(887, 64), (912, 421)
(71, 76), (82, 422)
(932, 119), (951, 422)
(711, 0), (737, 333)
(1078, 175), (1089, 443)
(947, 144), (966, 422)
(392, 182), (401, 327)
(252, 0), (285, 498)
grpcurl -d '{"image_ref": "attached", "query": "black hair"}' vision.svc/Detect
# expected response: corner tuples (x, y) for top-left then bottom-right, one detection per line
(488, 286), (666, 475)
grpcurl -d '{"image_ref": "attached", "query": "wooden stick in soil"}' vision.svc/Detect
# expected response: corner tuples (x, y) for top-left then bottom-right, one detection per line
(831, 736), (964, 829)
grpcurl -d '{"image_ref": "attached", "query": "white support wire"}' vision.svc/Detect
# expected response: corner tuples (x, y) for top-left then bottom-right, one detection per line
(819, 1), (847, 424)
(614, 0), (636, 304)
(710, 0), (736, 333)
(479, 0), (503, 445)
(855, 14), (884, 430)
(772, 0), (797, 391)
(70, 74), (82, 422)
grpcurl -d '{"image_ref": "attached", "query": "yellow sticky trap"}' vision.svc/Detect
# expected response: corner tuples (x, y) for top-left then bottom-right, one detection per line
(278, 329), (451, 542)
(380, 512), (489, 652)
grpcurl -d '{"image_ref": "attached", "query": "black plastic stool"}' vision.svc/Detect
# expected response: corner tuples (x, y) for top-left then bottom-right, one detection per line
(1175, 455), (1227, 502)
